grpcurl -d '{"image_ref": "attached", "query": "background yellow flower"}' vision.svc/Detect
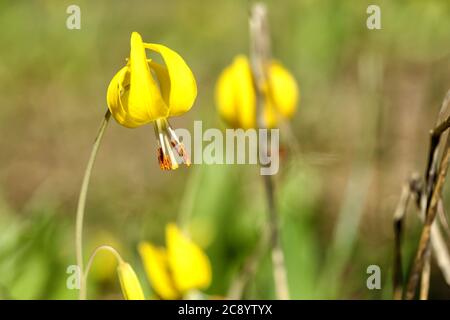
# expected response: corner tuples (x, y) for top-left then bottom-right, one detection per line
(139, 224), (212, 299)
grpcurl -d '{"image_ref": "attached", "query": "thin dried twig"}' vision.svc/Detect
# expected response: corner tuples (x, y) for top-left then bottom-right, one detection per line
(392, 175), (420, 299)
(393, 91), (450, 299)
(438, 196), (450, 239)
(392, 182), (409, 299)
(393, 179), (450, 299)
(405, 120), (450, 299)
(430, 218), (450, 285)
(414, 91), (450, 299)
(423, 91), (450, 199)
(420, 247), (432, 300)
(249, 3), (290, 300)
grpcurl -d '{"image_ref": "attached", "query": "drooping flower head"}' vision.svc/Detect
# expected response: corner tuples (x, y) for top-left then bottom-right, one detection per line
(215, 55), (299, 129)
(117, 261), (145, 300)
(107, 32), (197, 170)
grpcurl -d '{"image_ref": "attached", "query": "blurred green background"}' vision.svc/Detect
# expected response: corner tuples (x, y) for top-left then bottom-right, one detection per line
(0, 0), (449, 299)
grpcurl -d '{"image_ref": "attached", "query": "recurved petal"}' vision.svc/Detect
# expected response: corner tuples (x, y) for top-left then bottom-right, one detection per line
(128, 32), (169, 122)
(166, 224), (211, 293)
(107, 66), (147, 128)
(232, 55), (256, 129)
(138, 242), (180, 300)
(148, 60), (170, 108)
(117, 262), (145, 300)
(267, 61), (299, 118)
(144, 43), (197, 117)
(106, 66), (128, 124)
(215, 65), (238, 127)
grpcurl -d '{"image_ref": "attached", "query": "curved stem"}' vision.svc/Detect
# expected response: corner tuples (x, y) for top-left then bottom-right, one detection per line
(75, 110), (111, 300)
(82, 245), (124, 300)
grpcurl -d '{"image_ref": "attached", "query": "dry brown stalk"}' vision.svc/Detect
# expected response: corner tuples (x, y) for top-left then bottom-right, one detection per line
(404, 90), (450, 299)
(249, 3), (290, 300)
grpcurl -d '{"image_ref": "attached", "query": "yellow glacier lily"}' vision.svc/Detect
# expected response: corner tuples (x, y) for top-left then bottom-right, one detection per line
(138, 223), (212, 299)
(117, 261), (145, 300)
(107, 32), (197, 170)
(215, 55), (299, 129)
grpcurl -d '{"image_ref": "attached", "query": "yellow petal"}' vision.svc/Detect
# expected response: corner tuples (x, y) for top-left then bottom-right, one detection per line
(166, 224), (211, 293)
(232, 55), (256, 129)
(263, 99), (278, 129)
(128, 32), (169, 122)
(138, 242), (180, 300)
(145, 43), (197, 117)
(148, 60), (171, 108)
(215, 65), (238, 127)
(107, 66), (148, 128)
(117, 262), (145, 300)
(267, 61), (299, 119)
(107, 65), (128, 125)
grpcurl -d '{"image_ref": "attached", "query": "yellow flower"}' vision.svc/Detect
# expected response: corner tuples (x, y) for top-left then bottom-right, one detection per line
(215, 55), (299, 129)
(117, 261), (145, 300)
(138, 223), (212, 299)
(107, 32), (197, 170)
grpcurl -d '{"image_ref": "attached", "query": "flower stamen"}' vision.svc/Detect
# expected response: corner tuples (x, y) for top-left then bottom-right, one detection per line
(166, 124), (191, 166)
(154, 119), (190, 170)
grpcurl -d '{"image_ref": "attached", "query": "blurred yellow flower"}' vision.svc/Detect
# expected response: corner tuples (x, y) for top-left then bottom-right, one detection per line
(138, 223), (212, 299)
(117, 261), (145, 300)
(107, 31), (196, 170)
(215, 55), (299, 129)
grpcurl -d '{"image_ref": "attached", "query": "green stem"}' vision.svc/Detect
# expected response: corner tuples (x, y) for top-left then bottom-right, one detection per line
(82, 245), (124, 300)
(75, 110), (111, 300)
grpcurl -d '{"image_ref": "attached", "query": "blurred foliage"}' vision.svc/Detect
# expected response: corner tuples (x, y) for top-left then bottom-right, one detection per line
(0, 0), (449, 299)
